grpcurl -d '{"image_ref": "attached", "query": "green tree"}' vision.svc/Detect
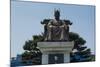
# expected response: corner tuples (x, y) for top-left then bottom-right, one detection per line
(69, 32), (94, 62)
(21, 35), (44, 65)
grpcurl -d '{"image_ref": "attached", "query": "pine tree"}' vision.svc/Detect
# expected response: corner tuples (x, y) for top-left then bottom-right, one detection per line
(69, 32), (94, 62)
(21, 35), (44, 65)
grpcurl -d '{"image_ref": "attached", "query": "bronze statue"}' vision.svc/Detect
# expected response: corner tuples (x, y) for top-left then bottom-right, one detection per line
(41, 10), (72, 41)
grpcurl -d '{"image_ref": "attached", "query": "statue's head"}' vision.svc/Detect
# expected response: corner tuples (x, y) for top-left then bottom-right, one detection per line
(54, 9), (60, 20)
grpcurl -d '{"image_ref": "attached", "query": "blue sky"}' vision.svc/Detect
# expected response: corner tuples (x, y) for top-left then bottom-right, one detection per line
(11, 1), (95, 57)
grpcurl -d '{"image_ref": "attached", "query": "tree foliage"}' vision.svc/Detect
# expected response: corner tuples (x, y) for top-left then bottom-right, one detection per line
(21, 34), (43, 65)
(69, 32), (94, 62)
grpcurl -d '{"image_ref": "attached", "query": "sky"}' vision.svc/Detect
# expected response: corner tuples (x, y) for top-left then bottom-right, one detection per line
(11, 1), (95, 57)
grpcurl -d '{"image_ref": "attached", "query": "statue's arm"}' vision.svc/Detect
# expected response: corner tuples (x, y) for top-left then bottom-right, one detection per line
(47, 20), (55, 28)
(61, 20), (69, 32)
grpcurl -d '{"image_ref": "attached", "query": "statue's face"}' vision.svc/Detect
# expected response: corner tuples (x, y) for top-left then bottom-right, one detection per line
(55, 13), (60, 18)
(54, 10), (60, 19)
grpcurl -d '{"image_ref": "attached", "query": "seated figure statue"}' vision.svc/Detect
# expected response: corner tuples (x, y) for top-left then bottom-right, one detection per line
(41, 10), (72, 41)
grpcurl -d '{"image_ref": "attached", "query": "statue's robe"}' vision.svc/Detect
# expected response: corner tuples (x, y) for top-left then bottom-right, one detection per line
(46, 19), (69, 41)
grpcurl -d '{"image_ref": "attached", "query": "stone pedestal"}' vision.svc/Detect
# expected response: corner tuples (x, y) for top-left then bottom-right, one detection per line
(37, 42), (74, 64)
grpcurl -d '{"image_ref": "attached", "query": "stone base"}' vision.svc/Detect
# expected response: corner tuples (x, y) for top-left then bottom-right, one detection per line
(37, 41), (74, 64)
